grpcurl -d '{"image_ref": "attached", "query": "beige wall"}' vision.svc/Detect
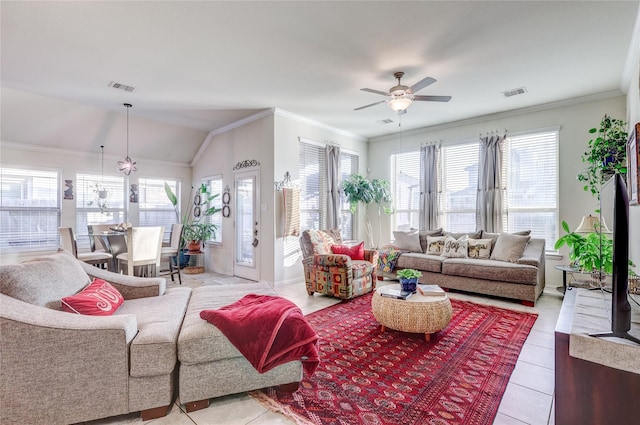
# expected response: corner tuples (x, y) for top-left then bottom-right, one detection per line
(626, 55), (640, 273)
(368, 95), (627, 287)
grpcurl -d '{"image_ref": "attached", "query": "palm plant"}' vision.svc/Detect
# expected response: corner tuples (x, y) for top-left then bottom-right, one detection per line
(165, 182), (220, 250)
(342, 174), (393, 248)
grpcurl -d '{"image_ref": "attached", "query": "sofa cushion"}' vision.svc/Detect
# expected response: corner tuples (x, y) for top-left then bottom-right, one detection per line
(0, 251), (91, 309)
(179, 283), (278, 366)
(481, 230), (531, 254)
(441, 235), (469, 258)
(116, 286), (191, 377)
(426, 236), (446, 255)
(490, 234), (531, 263)
(468, 238), (492, 259)
(418, 228), (443, 252)
(442, 258), (538, 284)
(331, 241), (365, 260)
(61, 278), (124, 316)
(395, 253), (443, 273)
(392, 231), (422, 252)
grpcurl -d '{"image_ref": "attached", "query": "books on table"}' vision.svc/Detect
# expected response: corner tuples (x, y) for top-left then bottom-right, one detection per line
(417, 284), (446, 296)
(379, 286), (413, 300)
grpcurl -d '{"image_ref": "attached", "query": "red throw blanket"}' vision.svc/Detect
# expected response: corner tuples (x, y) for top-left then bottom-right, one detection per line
(200, 294), (319, 375)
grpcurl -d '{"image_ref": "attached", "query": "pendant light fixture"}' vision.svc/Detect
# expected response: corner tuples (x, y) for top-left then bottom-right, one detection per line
(98, 145), (108, 200)
(117, 103), (137, 175)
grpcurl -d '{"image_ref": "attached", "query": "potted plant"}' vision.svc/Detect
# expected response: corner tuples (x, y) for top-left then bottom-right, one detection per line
(165, 182), (221, 254)
(577, 115), (628, 198)
(396, 268), (422, 293)
(342, 174), (393, 248)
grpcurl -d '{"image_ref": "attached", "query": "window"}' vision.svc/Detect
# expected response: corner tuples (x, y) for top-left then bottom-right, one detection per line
(391, 151), (421, 231)
(339, 152), (358, 240)
(298, 141), (358, 240)
(0, 167), (60, 251)
(205, 176), (223, 243)
(75, 173), (126, 249)
(139, 178), (180, 242)
(503, 130), (558, 250)
(439, 142), (479, 233)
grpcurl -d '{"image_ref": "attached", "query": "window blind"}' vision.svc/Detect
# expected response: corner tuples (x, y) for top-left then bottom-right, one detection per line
(339, 151), (358, 240)
(440, 142), (479, 232)
(299, 142), (326, 231)
(205, 177), (223, 243)
(391, 151), (421, 231)
(139, 178), (179, 242)
(0, 167), (60, 251)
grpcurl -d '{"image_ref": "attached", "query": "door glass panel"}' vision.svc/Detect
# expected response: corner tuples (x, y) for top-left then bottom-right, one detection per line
(236, 176), (254, 267)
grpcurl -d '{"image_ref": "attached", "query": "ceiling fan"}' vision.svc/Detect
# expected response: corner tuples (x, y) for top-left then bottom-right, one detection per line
(354, 71), (452, 113)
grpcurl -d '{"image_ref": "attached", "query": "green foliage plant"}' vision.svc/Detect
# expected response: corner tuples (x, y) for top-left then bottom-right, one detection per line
(396, 268), (422, 280)
(577, 115), (628, 198)
(164, 182), (220, 248)
(342, 174), (393, 248)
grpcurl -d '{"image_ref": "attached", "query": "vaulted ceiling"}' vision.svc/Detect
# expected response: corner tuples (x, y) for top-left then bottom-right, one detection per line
(1, 1), (638, 164)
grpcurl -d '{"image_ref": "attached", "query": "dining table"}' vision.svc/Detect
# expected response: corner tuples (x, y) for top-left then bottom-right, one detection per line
(89, 228), (128, 271)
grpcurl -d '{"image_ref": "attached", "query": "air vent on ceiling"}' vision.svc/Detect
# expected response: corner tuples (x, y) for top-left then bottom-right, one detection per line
(502, 87), (527, 98)
(108, 81), (135, 92)
(377, 118), (394, 125)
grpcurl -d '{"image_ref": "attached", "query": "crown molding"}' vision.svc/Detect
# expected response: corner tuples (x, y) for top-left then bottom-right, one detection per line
(273, 108), (367, 142)
(0, 141), (191, 168)
(369, 90), (624, 143)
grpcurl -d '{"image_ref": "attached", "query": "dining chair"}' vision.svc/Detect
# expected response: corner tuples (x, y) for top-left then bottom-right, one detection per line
(87, 224), (116, 252)
(160, 223), (183, 284)
(116, 226), (164, 277)
(59, 227), (112, 270)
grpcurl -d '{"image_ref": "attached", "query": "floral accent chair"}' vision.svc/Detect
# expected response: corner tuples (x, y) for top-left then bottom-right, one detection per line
(299, 229), (378, 300)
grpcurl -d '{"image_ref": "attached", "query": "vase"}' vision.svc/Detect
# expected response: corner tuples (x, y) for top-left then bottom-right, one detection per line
(400, 277), (418, 293)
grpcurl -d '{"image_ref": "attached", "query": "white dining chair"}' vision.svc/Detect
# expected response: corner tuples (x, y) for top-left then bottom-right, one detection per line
(59, 227), (112, 270)
(160, 223), (183, 284)
(116, 226), (164, 277)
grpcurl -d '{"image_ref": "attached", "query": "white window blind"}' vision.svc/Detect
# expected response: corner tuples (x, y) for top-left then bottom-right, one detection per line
(440, 142), (479, 232)
(205, 177), (223, 243)
(0, 167), (60, 251)
(504, 130), (558, 250)
(391, 151), (421, 231)
(299, 142), (326, 231)
(139, 178), (179, 242)
(339, 152), (358, 240)
(75, 173), (126, 249)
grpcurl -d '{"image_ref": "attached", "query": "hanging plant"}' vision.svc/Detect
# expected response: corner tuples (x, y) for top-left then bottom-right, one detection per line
(87, 182), (109, 214)
(577, 115), (628, 198)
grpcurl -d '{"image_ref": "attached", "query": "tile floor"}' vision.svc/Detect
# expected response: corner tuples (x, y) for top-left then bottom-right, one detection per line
(80, 273), (564, 425)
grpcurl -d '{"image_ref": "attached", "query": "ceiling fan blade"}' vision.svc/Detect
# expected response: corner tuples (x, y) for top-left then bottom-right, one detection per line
(414, 95), (452, 102)
(360, 88), (388, 96)
(353, 100), (386, 111)
(410, 77), (436, 93)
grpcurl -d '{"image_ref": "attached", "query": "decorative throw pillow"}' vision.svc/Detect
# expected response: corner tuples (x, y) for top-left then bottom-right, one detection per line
(306, 229), (335, 255)
(481, 230), (531, 254)
(441, 235), (469, 258)
(490, 234), (531, 263)
(468, 238), (492, 259)
(61, 278), (124, 316)
(392, 231), (423, 253)
(418, 228), (443, 252)
(443, 230), (482, 240)
(426, 236), (447, 255)
(331, 241), (365, 261)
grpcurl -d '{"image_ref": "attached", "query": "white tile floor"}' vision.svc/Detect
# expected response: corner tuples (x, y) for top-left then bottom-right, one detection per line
(79, 273), (564, 425)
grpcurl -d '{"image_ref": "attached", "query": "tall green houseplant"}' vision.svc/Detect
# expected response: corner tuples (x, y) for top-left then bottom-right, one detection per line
(342, 174), (393, 248)
(577, 115), (628, 198)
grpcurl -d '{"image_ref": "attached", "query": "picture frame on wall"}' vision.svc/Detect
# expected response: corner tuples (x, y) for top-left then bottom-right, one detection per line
(627, 122), (640, 205)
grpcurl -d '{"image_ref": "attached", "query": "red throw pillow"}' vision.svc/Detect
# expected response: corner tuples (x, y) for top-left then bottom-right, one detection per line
(330, 241), (365, 261)
(61, 278), (124, 316)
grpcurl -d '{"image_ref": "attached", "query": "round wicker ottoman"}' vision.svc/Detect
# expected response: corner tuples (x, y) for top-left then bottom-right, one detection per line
(371, 286), (452, 342)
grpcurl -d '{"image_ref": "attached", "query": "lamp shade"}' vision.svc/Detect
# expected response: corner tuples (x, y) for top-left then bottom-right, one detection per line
(387, 93), (414, 112)
(575, 214), (611, 234)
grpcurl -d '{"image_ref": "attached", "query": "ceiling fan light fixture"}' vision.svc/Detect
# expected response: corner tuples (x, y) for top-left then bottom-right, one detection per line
(387, 93), (414, 112)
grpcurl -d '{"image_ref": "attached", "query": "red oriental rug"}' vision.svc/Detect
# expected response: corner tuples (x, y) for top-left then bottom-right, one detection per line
(250, 293), (537, 425)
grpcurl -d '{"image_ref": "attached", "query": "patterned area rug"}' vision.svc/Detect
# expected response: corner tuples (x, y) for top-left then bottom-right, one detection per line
(251, 293), (537, 425)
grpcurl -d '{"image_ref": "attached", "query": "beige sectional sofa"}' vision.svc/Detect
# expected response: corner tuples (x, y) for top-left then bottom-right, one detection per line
(379, 230), (546, 306)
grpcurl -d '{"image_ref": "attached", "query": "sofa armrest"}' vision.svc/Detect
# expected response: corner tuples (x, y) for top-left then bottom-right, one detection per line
(0, 294), (137, 422)
(517, 238), (545, 268)
(364, 249), (379, 265)
(310, 254), (352, 267)
(79, 260), (166, 299)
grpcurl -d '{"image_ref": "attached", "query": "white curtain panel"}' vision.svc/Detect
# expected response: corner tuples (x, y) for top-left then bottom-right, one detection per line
(326, 144), (341, 229)
(476, 134), (505, 233)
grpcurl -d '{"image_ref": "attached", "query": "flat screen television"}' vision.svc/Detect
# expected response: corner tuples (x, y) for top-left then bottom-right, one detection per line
(590, 174), (640, 344)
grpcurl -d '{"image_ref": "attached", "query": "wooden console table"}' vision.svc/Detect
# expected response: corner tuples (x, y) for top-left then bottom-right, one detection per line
(555, 288), (640, 425)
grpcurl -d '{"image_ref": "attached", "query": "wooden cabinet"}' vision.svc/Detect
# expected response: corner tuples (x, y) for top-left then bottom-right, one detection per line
(554, 288), (640, 425)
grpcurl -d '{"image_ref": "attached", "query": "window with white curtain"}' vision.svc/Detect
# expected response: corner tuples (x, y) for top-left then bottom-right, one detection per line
(0, 167), (60, 251)
(298, 140), (358, 240)
(75, 173), (126, 249)
(139, 178), (180, 242)
(439, 142), (479, 233)
(503, 130), (558, 250)
(391, 151), (421, 231)
(205, 176), (223, 243)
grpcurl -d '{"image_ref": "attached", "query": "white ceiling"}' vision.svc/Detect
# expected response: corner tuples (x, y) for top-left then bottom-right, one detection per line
(1, 1), (639, 164)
